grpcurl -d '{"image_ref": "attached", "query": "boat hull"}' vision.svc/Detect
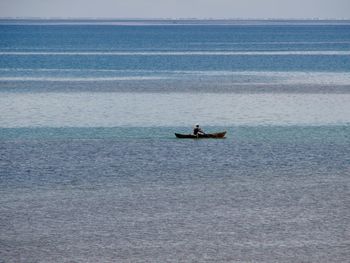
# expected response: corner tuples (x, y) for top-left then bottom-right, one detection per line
(175, 131), (226, 139)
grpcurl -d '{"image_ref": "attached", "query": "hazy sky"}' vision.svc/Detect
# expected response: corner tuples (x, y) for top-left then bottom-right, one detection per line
(1, 0), (349, 19)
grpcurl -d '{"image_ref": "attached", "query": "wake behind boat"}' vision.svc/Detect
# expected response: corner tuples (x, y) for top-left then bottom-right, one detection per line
(175, 131), (226, 139)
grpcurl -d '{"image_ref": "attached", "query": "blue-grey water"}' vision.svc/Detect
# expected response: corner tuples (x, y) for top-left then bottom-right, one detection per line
(0, 20), (350, 262)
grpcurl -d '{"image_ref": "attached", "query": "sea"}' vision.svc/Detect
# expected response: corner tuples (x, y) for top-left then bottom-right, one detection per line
(0, 19), (349, 262)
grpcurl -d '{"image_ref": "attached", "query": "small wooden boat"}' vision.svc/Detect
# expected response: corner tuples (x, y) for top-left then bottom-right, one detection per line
(175, 131), (226, 139)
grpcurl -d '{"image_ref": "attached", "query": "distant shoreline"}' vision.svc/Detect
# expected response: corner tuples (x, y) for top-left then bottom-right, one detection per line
(1, 18), (350, 26)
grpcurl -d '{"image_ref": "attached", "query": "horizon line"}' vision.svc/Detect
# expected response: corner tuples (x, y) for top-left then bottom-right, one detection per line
(1, 17), (350, 21)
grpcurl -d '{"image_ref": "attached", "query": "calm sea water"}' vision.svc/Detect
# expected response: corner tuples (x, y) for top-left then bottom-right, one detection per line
(1, 20), (350, 262)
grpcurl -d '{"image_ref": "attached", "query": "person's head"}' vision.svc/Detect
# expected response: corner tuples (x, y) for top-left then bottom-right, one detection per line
(195, 124), (199, 127)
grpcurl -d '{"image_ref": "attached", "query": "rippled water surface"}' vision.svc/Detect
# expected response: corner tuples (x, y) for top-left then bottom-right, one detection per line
(1, 20), (350, 262)
(1, 126), (350, 262)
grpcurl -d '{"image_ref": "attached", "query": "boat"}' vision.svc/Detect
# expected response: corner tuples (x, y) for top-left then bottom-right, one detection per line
(175, 131), (226, 139)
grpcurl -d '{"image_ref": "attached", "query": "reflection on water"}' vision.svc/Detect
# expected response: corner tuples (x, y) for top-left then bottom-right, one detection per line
(0, 92), (349, 127)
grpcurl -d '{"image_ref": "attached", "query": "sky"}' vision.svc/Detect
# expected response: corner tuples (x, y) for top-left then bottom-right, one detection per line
(0, 0), (349, 19)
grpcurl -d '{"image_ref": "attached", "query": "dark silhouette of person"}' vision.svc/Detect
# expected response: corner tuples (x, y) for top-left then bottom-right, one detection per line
(193, 124), (205, 135)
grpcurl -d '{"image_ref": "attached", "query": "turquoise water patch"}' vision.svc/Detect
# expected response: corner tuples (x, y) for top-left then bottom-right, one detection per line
(1, 125), (349, 143)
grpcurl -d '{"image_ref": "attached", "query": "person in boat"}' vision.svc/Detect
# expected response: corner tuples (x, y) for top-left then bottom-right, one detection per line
(193, 124), (205, 136)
